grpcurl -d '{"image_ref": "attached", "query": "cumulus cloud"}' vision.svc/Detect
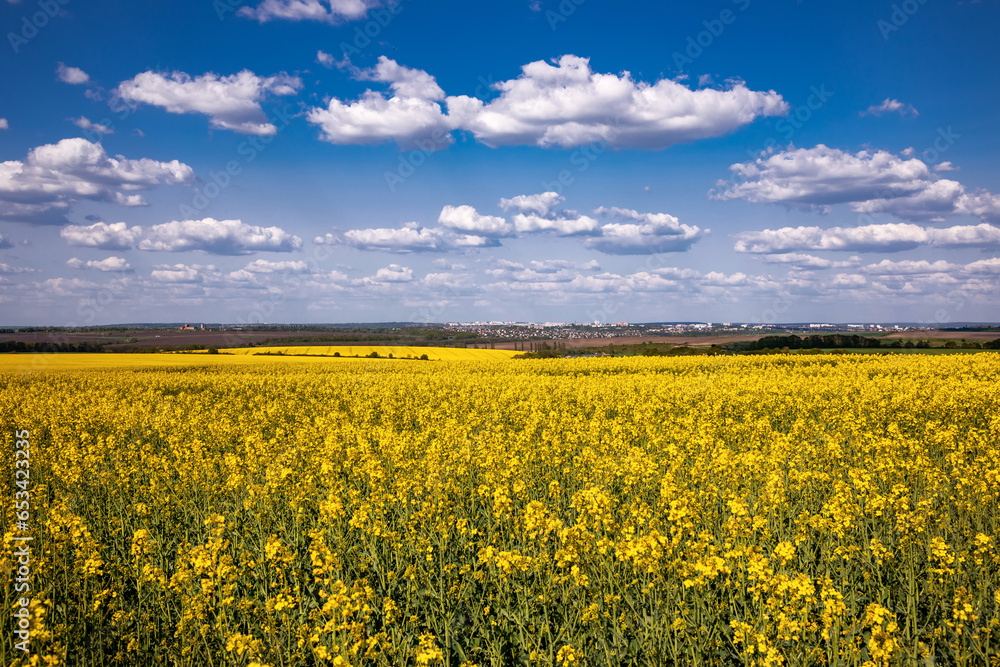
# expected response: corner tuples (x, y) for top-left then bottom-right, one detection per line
(0, 119), (8, 130)
(714, 145), (932, 207)
(137, 219), (303, 254)
(238, 0), (374, 23)
(226, 259), (323, 283)
(70, 117), (114, 135)
(240, 259), (310, 273)
(309, 54), (786, 150)
(316, 50), (335, 68)
(0, 138), (193, 224)
(757, 253), (861, 269)
(956, 191), (1000, 222)
(307, 57), (452, 148)
(713, 144), (1000, 223)
(0, 262), (37, 274)
(150, 263), (215, 284)
(438, 205), (512, 236)
(585, 206), (703, 254)
(513, 213), (599, 235)
(57, 63), (90, 85)
(447, 55), (787, 149)
(499, 190), (598, 236)
(499, 192), (564, 216)
(61, 218), (302, 255)
(734, 222), (1000, 254)
(964, 257), (1000, 275)
(861, 98), (918, 117)
(369, 264), (413, 283)
(496, 258), (601, 273)
(61, 222), (143, 249)
(66, 256), (133, 272)
(340, 224), (499, 253)
(861, 259), (959, 275)
(0, 234), (12, 249)
(116, 70), (302, 135)
(934, 161), (958, 172)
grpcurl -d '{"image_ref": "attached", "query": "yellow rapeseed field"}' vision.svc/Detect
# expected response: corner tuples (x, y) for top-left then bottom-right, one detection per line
(1, 353), (999, 666)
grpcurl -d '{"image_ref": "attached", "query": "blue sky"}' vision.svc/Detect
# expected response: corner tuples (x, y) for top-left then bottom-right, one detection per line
(1, 0), (999, 326)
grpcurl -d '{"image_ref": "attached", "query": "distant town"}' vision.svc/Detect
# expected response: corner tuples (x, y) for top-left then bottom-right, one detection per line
(439, 321), (915, 341)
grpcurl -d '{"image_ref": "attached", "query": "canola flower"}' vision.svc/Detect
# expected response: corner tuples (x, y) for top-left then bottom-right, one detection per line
(0, 353), (998, 665)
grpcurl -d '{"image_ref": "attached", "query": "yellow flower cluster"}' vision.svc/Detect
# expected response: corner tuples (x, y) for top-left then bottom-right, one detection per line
(1, 352), (999, 665)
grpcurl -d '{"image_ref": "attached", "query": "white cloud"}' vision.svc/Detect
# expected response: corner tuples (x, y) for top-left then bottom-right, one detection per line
(238, 0), (373, 23)
(957, 191), (1000, 222)
(831, 273), (867, 288)
(0, 262), (37, 274)
(757, 253), (861, 269)
(438, 205), (512, 236)
(432, 259), (466, 270)
(861, 98), (918, 117)
(66, 256), (133, 272)
(964, 257), (1000, 275)
(0, 118), (8, 130)
(714, 145), (932, 207)
(307, 57), (452, 148)
(60, 222), (143, 249)
(498, 190), (599, 236)
(150, 263), (214, 284)
(340, 225), (499, 253)
(137, 218), (303, 254)
(343, 226), (444, 252)
(240, 259), (310, 273)
(520, 259), (601, 272)
(316, 50), (335, 68)
(586, 206), (703, 254)
(0, 138), (193, 224)
(734, 222), (1000, 253)
(57, 63), (90, 85)
(446, 55), (788, 149)
(70, 117), (114, 135)
(369, 264), (413, 283)
(35, 277), (103, 296)
(308, 55), (785, 150)
(358, 56), (445, 100)
(421, 271), (474, 289)
(61, 218), (301, 255)
(513, 213), (599, 236)
(713, 144), (1000, 223)
(499, 191), (563, 216)
(861, 259), (959, 275)
(116, 70), (301, 135)
(934, 161), (958, 172)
